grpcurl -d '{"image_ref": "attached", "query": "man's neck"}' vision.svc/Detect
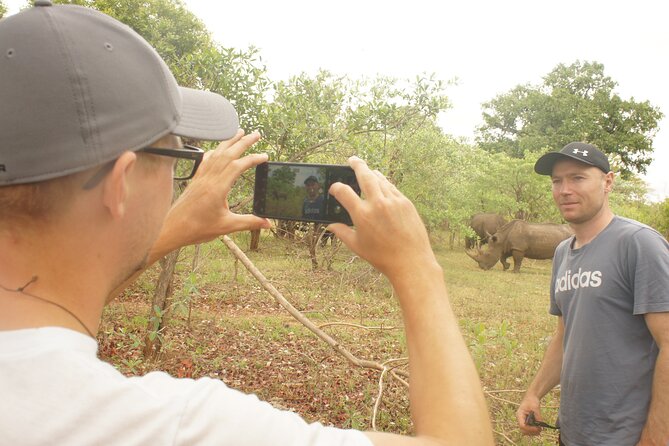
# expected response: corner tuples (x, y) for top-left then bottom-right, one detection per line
(0, 286), (96, 337)
(0, 229), (108, 338)
(570, 208), (615, 249)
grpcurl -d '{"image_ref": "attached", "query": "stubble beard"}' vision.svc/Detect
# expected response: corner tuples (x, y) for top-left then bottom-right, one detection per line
(560, 198), (606, 226)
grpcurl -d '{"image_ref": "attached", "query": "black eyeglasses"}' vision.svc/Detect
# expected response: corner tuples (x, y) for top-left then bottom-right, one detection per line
(82, 144), (205, 190)
(525, 411), (559, 430)
(138, 144), (204, 180)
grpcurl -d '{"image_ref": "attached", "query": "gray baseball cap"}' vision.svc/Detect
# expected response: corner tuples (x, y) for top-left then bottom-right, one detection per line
(0, 1), (239, 186)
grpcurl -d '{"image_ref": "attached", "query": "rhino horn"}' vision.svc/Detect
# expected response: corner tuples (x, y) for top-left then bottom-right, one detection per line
(465, 248), (481, 261)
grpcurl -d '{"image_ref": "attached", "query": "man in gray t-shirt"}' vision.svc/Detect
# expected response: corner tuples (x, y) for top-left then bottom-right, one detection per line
(516, 142), (669, 446)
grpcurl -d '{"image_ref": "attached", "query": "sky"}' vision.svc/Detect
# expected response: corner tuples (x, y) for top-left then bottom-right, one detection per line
(4, 0), (667, 200)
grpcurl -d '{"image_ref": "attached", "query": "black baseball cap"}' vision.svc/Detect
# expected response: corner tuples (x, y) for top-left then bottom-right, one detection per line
(304, 176), (319, 184)
(534, 142), (611, 176)
(0, 1), (239, 186)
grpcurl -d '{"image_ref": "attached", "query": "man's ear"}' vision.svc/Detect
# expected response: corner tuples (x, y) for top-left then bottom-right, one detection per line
(604, 171), (615, 194)
(102, 151), (137, 219)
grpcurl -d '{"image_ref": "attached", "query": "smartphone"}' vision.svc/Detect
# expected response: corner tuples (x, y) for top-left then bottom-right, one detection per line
(253, 162), (360, 225)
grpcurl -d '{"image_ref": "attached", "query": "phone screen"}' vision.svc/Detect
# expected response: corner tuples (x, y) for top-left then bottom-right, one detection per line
(253, 162), (360, 225)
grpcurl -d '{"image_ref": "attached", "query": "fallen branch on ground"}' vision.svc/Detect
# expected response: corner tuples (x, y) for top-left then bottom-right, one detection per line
(318, 322), (401, 331)
(220, 235), (409, 381)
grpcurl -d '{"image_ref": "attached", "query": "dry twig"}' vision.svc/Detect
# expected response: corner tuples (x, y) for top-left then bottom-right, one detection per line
(220, 235), (409, 380)
(318, 322), (400, 331)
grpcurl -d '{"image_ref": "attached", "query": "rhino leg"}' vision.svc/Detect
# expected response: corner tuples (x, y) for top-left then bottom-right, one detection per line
(500, 254), (511, 270)
(511, 250), (524, 273)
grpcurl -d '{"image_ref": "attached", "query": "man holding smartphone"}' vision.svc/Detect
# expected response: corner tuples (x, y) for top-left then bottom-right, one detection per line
(0, 2), (493, 445)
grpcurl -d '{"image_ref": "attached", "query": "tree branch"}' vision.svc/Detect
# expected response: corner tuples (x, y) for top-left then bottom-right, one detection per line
(220, 235), (409, 381)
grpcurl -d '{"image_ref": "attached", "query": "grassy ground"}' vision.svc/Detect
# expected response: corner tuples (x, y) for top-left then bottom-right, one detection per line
(99, 230), (561, 445)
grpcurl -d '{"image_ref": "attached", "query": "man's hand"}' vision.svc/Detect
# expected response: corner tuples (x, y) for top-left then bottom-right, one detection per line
(326, 156), (437, 283)
(516, 396), (543, 436)
(517, 395), (545, 436)
(155, 130), (271, 255)
(516, 318), (563, 438)
(106, 130), (271, 303)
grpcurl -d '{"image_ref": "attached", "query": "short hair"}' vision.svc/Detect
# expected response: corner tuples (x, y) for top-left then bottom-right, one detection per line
(0, 171), (84, 229)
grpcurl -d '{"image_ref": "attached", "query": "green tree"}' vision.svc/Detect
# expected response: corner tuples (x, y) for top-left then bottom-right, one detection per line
(387, 126), (512, 241)
(345, 74), (450, 178)
(381, 122), (455, 229)
(608, 176), (666, 232)
(259, 71), (450, 168)
(477, 60), (663, 177)
(447, 148), (559, 224)
(0, 2), (7, 18)
(478, 151), (559, 222)
(652, 199), (669, 239)
(173, 45), (270, 133)
(260, 70), (348, 161)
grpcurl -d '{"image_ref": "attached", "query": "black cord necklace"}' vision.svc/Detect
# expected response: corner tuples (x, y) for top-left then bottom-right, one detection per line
(0, 276), (96, 339)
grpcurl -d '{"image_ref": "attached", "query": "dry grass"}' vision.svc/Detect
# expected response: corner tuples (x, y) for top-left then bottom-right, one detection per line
(100, 230), (561, 444)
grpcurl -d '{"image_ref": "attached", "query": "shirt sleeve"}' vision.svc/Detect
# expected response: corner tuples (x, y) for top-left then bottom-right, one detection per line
(628, 227), (669, 315)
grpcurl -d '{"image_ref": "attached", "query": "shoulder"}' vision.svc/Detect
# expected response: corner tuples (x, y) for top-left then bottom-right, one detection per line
(612, 216), (662, 237)
(555, 236), (573, 255)
(612, 216), (668, 250)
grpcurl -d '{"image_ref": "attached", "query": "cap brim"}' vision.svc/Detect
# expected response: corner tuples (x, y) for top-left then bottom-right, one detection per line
(535, 152), (563, 175)
(173, 87), (239, 141)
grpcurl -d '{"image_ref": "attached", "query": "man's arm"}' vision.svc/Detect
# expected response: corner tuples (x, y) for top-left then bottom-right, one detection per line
(328, 158), (494, 445)
(637, 312), (669, 446)
(364, 267), (492, 446)
(107, 130), (271, 301)
(516, 317), (564, 436)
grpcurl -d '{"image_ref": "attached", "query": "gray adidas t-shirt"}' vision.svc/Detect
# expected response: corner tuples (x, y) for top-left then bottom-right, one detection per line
(549, 216), (669, 446)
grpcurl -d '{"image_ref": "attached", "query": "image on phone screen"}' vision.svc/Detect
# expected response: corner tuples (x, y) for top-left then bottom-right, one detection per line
(253, 162), (360, 225)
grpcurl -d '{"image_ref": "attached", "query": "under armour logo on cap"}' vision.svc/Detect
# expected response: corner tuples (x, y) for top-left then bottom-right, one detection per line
(534, 142), (611, 175)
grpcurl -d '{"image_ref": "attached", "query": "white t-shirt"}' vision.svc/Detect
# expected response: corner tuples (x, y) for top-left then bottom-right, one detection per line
(0, 327), (373, 446)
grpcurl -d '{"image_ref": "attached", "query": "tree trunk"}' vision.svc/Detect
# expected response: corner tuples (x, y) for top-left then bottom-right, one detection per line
(143, 248), (180, 358)
(307, 223), (320, 270)
(249, 229), (261, 251)
(191, 244), (201, 271)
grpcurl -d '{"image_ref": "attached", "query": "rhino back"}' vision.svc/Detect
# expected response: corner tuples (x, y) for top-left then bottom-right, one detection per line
(503, 221), (572, 259)
(470, 213), (506, 238)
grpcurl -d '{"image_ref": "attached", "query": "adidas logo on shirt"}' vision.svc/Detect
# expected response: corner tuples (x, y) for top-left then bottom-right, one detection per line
(555, 268), (602, 293)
